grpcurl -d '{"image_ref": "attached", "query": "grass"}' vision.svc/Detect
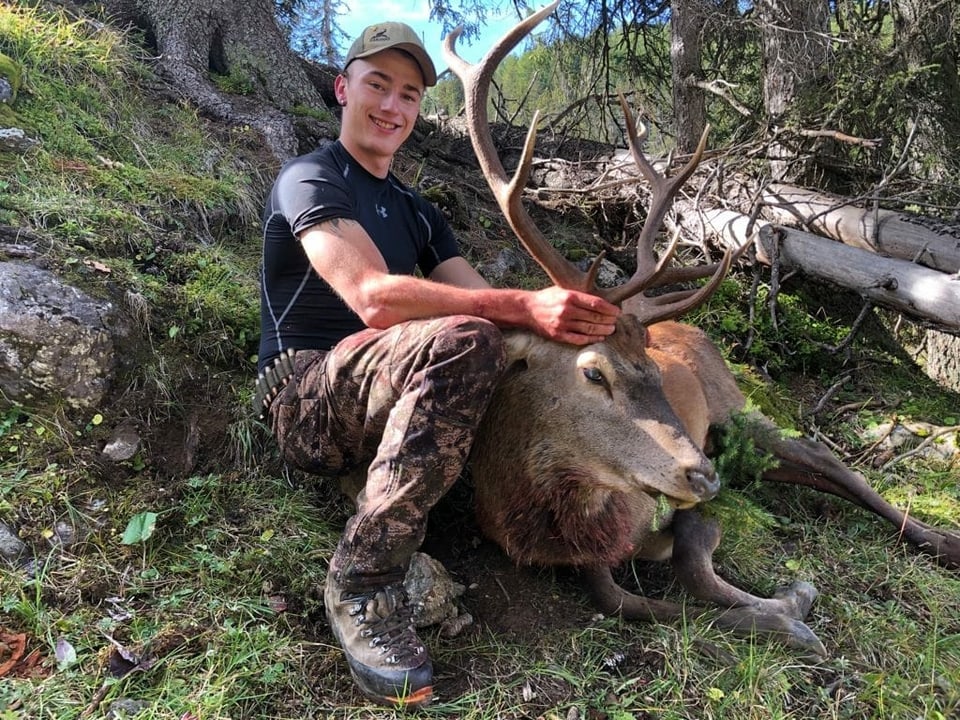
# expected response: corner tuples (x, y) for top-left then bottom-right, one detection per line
(1, 3), (959, 719)
(7, 435), (955, 719)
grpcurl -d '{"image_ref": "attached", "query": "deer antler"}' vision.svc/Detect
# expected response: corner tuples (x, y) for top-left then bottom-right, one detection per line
(443, 1), (733, 321)
(613, 95), (741, 323)
(443, 1), (592, 292)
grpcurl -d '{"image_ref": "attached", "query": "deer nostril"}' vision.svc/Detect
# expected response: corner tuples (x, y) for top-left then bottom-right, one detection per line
(687, 470), (720, 500)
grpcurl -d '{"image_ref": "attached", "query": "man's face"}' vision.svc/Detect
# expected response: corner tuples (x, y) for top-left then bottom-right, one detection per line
(336, 49), (425, 173)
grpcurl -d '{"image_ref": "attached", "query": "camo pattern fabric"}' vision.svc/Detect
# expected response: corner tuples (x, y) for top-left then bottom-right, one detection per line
(269, 315), (507, 588)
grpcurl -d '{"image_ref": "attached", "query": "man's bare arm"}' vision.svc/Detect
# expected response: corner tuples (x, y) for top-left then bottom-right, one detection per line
(300, 220), (620, 345)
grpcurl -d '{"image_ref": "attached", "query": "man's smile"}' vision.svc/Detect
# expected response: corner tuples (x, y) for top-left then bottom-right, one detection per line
(371, 116), (401, 131)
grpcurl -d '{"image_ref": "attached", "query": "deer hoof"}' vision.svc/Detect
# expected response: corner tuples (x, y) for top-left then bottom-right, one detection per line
(717, 607), (826, 658)
(773, 580), (819, 619)
(779, 616), (828, 659)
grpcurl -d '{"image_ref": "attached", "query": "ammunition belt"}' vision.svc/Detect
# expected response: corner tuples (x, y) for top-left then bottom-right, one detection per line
(253, 347), (297, 419)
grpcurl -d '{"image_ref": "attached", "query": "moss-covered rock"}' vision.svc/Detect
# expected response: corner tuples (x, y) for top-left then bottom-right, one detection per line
(0, 52), (21, 101)
(0, 52), (23, 125)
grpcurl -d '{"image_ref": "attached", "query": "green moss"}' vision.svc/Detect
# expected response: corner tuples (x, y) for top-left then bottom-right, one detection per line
(290, 103), (333, 121)
(211, 69), (254, 96)
(0, 103), (16, 124)
(0, 52), (22, 101)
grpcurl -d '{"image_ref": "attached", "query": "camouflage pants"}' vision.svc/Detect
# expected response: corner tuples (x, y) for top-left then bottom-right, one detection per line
(268, 315), (507, 588)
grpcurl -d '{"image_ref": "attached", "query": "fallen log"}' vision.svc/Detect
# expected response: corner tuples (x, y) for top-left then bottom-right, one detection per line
(677, 207), (960, 332)
(761, 183), (960, 275)
(755, 224), (960, 330)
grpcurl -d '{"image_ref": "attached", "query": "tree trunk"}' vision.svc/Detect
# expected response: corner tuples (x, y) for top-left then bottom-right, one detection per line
(893, 0), (960, 122)
(755, 224), (960, 330)
(924, 329), (960, 393)
(102, 0), (333, 160)
(762, 183), (960, 274)
(756, 0), (831, 180)
(670, 0), (707, 154)
(892, 0), (960, 182)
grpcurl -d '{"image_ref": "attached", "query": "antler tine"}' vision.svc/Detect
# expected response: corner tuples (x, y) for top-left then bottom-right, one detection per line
(650, 239), (750, 288)
(624, 236), (751, 324)
(624, 250), (733, 325)
(606, 94), (713, 305)
(443, 1), (593, 293)
(607, 95), (734, 322)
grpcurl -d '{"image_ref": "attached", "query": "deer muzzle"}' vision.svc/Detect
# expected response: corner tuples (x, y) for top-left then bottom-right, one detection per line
(686, 468), (720, 502)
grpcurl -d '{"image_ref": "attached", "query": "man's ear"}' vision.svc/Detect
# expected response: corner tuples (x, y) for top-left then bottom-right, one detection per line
(334, 74), (348, 106)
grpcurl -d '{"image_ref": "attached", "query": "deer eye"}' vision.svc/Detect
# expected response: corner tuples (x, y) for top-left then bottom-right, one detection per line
(582, 366), (604, 384)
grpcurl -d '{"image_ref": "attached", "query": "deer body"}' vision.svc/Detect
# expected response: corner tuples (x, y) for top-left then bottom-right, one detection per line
(472, 314), (958, 655)
(471, 317), (828, 653)
(445, 0), (959, 659)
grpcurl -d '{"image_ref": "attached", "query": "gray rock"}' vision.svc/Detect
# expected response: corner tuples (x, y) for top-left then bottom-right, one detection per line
(577, 256), (629, 288)
(0, 261), (129, 411)
(51, 520), (77, 547)
(0, 127), (38, 153)
(102, 420), (141, 462)
(105, 698), (150, 719)
(476, 247), (528, 284)
(404, 551), (467, 629)
(0, 519), (26, 563)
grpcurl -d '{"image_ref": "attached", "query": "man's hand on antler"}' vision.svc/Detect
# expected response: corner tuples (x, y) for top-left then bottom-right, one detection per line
(524, 286), (620, 345)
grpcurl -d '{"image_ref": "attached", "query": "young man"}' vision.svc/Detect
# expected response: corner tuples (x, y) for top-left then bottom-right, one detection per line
(256, 22), (620, 708)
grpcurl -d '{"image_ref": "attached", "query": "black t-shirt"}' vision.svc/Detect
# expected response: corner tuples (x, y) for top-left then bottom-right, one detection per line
(258, 140), (460, 370)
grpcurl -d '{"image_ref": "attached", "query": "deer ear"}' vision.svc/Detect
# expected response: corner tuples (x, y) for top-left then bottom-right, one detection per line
(611, 312), (651, 349)
(504, 330), (536, 362)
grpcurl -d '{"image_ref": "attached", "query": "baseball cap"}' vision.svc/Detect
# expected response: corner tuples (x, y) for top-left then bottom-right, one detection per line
(344, 22), (437, 87)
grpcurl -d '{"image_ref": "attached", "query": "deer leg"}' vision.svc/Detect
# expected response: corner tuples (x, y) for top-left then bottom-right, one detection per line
(582, 561), (826, 657)
(583, 563), (687, 623)
(752, 422), (960, 570)
(670, 510), (819, 620)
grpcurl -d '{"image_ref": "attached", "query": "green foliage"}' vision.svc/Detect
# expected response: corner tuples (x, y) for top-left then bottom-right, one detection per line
(710, 408), (783, 485)
(693, 277), (857, 377)
(289, 102), (333, 121)
(167, 245), (261, 364)
(0, 50), (21, 125)
(211, 69), (254, 96)
(434, 22), (675, 145)
(121, 511), (159, 545)
(430, 5), (763, 149)
(0, 3), (263, 371)
(428, 74), (464, 115)
(0, 3), (124, 76)
(789, 3), (960, 204)
(0, 51), (21, 98)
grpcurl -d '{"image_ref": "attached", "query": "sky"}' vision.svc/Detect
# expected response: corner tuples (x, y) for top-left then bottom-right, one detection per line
(337, 0), (532, 76)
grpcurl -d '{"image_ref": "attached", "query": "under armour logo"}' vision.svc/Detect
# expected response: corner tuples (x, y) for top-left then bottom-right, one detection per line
(376, 204), (388, 218)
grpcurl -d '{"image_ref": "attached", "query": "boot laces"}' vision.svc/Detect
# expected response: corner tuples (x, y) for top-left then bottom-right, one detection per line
(345, 584), (424, 665)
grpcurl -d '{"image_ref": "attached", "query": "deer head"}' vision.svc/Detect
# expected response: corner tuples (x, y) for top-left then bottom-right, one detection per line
(444, 1), (734, 568)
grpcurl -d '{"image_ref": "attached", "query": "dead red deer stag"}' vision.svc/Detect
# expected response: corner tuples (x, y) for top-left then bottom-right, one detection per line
(443, 1), (960, 653)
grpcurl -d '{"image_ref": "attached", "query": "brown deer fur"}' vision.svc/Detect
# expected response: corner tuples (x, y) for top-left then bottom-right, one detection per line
(442, 0), (959, 657)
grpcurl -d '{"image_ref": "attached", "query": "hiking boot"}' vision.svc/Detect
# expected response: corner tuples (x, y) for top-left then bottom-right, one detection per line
(324, 574), (433, 707)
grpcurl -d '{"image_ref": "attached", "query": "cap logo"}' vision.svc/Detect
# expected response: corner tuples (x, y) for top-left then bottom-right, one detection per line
(346, 21), (437, 86)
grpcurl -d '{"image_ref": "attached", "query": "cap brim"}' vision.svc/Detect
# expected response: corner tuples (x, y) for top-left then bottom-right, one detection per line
(353, 43), (437, 87)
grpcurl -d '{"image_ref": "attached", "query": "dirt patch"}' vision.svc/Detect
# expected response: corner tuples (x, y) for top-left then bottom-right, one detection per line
(423, 484), (595, 641)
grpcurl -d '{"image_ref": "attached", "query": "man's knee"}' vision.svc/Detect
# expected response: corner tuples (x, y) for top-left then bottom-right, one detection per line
(431, 315), (507, 378)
